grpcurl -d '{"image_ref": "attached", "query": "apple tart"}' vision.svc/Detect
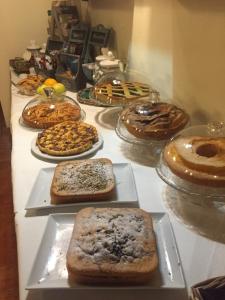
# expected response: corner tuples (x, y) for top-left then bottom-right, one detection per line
(22, 101), (81, 129)
(36, 120), (98, 156)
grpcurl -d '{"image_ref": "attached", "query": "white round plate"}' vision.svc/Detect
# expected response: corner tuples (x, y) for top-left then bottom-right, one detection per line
(31, 134), (104, 162)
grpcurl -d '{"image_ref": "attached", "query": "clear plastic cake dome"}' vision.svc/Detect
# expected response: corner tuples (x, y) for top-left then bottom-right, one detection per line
(90, 63), (160, 107)
(115, 99), (189, 147)
(156, 122), (225, 198)
(156, 122), (225, 242)
(20, 87), (85, 130)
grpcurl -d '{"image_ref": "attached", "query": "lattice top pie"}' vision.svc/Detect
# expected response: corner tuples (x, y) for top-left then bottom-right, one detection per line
(36, 120), (98, 156)
(94, 82), (150, 105)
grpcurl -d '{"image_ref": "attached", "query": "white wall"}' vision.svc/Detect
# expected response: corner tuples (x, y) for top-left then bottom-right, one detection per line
(172, 0), (225, 124)
(129, 0), (225, 124)
(0, 0), (52, 125)
(88, 0), (134, 59)
(128, 0), (173, 99)
(1, 0), (225, 125)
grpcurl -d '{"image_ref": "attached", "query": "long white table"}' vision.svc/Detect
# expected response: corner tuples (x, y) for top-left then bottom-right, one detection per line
(11, 85), (225, 300)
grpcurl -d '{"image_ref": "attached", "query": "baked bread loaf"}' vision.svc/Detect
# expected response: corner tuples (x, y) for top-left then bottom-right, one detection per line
(94, 81), (150, 105)
(51, 159), (115, 204)
(121, 100), (189, 140)
(22, 101), (81, 129)
(67, 207), (158, 284)
(164, 136), (225, 187)
(36, 120), (98, 156)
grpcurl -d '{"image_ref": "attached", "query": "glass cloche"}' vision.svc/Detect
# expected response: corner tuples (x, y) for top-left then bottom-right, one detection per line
(157, 122), (225, 242)
(156, 122), (225, 198)
(90, 64), (160, 107)
(116, 99), (189, 146)
(20, 87), (85, 130)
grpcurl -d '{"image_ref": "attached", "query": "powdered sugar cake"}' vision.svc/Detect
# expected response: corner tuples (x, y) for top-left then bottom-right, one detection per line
(66, 207), (158, 284)
(51, 159), (115, 204)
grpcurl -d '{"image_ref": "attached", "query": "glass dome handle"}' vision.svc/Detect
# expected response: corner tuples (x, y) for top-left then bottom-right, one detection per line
(43, 87), (55, 99)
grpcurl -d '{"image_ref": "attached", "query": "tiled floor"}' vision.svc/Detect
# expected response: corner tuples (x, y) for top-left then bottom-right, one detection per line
(0, 105), (19, 300)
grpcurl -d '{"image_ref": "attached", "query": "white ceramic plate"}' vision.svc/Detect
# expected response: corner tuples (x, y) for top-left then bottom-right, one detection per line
(25, 164), (139, 212)
(31, 134), (104, 162)
(26, 213), (186, 294)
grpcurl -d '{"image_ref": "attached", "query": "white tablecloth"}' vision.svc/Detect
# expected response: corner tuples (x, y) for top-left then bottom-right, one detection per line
(11, 86), (225, 300)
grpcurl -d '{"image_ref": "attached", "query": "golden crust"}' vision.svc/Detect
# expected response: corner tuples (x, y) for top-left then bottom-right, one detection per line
(67, 207), (158, 284)
(94, 82), (150, 105)
(164, 136), (225, 187)
(36, 121), (98, 156)
(22, 102), (81, 129)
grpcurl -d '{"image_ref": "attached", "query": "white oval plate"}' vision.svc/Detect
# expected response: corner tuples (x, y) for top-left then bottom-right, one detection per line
(31, 134), (104, 162)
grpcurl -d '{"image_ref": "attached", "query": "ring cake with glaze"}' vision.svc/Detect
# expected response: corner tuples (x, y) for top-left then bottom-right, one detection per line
(164, 136), (225, 187)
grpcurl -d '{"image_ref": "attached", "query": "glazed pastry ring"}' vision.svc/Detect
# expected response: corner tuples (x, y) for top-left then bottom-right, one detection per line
(164, 136), (225, 187)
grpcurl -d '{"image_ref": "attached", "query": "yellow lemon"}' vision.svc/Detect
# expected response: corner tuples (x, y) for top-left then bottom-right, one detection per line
(37, 84), (48, 95)
(53, 83), (66, 95)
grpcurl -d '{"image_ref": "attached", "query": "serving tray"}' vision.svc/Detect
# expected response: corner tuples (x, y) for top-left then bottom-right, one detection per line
(25, 163), (139, 213)
(26, 212), (186, 294)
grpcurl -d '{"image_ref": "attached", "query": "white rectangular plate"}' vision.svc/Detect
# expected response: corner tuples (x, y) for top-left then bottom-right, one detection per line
(25, 164), (139, 213)
(26, 213), (186, 293)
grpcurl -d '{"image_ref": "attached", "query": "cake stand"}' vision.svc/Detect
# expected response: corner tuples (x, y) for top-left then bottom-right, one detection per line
(156, 123), (225, 242)
(156, 123), (225, 198)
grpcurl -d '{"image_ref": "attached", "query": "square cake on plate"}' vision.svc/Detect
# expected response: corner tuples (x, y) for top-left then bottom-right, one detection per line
(66, 207), (158, 284)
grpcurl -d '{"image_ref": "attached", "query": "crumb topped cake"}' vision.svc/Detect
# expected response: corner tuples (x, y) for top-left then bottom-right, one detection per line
(51, 159), (115, 204)
(67, 207), (158, 284)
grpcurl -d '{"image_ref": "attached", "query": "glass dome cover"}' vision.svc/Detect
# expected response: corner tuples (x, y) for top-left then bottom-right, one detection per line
(90, 69), (160, 107)
(21, 88), (84, 129)
(116, 99), (189, 143)
(156, 122), (225, 199)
